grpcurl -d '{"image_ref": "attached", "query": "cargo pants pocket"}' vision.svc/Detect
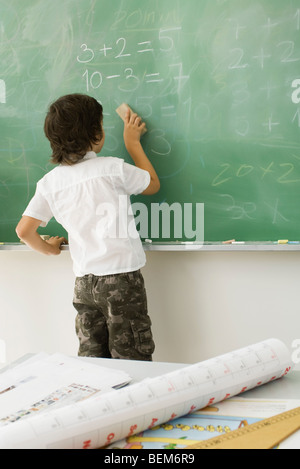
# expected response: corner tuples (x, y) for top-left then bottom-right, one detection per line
(129, 317), (155, 359)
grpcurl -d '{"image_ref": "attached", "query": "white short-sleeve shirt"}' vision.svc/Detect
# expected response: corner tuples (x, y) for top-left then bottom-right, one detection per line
(23, 152), (150, 277)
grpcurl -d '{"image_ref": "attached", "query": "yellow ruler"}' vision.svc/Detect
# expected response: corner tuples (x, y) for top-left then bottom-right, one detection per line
(187, 407), (300, 449)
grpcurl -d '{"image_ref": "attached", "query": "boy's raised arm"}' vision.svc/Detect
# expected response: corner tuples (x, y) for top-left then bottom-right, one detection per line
(123, 110), (160, 195)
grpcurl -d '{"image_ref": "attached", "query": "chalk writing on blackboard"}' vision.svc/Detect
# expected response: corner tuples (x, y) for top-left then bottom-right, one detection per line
(292, 79), (300, 104)
(77, 29), (188, 95)
(0, 80), (6, 104)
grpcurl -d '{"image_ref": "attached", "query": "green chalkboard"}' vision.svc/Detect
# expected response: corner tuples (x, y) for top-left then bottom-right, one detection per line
(1, 0), (300, 243)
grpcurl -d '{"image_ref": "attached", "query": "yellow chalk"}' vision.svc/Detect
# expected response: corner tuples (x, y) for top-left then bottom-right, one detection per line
(222, 239), (236, 244)
(278, 240), (289, 244)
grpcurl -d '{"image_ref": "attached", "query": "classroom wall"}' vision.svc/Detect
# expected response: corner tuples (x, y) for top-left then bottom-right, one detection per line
(0, 250), (299, 370)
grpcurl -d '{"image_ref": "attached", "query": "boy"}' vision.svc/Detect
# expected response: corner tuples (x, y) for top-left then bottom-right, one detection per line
(16, 93), (160, 361)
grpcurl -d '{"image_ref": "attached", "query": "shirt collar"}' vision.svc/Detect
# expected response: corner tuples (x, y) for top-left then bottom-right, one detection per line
(83, 151), (97, 160)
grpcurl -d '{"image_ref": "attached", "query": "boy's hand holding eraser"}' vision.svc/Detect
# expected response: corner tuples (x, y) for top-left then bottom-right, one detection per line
(116, 103), (147, 135)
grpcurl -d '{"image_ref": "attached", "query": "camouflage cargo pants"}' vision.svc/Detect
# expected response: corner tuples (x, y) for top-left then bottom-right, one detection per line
(73, 270), (155, 361)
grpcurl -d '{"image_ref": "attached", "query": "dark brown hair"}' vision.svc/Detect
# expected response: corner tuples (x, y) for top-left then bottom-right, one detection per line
(44, 94), (103, 165)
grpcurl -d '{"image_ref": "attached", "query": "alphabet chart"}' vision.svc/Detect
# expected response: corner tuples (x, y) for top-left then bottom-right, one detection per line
(0, 339), (293, 449)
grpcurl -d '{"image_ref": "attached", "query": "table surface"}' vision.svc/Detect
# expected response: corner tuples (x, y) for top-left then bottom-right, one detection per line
(3, 354), (299, 401)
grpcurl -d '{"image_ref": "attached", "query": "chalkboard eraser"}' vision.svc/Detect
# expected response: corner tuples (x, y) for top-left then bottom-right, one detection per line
(116, 103), (147, 134)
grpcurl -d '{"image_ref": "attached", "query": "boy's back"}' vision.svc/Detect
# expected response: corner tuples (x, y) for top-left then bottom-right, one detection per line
(24, 151), (150, 276)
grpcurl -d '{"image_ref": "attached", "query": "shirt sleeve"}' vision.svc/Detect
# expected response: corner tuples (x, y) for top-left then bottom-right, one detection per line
(22, 182), (53, 227)
(122, 162), (151, 195)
